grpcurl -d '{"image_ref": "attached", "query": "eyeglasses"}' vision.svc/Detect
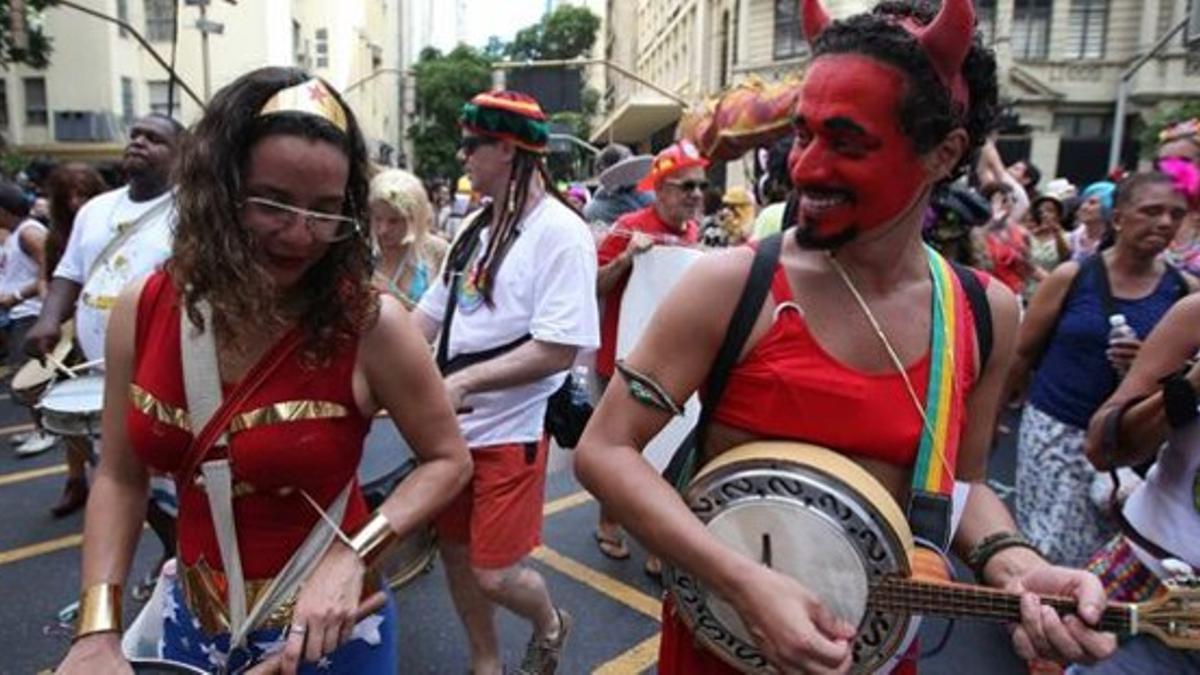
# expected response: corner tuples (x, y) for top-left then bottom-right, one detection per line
(459, 135), (498, 157)
(241, 196), (360, 243)
(662, 179), (709, 193)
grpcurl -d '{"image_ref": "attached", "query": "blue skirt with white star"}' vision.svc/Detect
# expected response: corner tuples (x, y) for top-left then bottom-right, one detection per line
(159, 574), (397, 673)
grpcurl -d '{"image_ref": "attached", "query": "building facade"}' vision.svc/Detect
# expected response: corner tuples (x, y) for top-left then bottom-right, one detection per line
(4, 0), (401, 165)
(596, 0), (1200, 187)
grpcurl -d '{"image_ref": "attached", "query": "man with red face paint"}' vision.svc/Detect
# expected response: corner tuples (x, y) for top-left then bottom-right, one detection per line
(575, 1), (1117, 673)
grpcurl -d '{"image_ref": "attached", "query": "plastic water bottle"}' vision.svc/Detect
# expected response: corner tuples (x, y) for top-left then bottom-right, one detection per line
(1108, 314), (1136, 377)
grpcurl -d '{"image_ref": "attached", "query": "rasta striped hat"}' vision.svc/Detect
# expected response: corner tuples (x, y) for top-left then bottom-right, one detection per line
(460, 90), (550, 154)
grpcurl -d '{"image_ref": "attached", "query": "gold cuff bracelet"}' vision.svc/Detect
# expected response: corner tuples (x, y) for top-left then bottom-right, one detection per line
(75, 583), (122, 641)
(348, 512), (396, 567)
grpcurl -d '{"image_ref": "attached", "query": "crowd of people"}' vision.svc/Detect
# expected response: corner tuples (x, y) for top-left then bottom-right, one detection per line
(0, 0), (1187, 674)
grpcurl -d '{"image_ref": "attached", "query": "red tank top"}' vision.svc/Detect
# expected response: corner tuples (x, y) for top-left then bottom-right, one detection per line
(128, 271), (371, 579)
(710, 263), (978, 468)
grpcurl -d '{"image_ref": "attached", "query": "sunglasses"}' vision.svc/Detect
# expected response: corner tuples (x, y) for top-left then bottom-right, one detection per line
(662, 179), (709, 193)
(459, 135), (498, 156)
(241, 196), (360, 243)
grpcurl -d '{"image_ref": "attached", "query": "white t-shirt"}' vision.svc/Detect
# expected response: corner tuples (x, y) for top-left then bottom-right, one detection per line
(54, 186), (175, 361)
(0, 218), (47, 321)
(417, 197), (600, 446)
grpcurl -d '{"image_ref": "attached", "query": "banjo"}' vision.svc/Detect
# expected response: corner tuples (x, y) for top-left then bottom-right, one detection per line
(664, 442), (1200, 674)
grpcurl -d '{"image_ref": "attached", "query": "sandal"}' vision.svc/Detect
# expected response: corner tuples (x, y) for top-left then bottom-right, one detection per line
(593, 529), (630, 560)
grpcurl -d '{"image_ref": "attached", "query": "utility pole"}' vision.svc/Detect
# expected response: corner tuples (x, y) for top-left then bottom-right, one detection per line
(185, 0), (226, 102)
(1108, 18), (1187, 171)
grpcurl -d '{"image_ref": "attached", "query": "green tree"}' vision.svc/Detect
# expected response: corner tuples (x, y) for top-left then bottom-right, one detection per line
(1140, 101), (1200, 157)
(408, 45), (493, 180)
(504, 5), (600, 60)
(4, 0), (53, 68)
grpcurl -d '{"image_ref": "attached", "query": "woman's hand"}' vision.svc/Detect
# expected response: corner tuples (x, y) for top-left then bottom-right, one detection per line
(1106, 336), (1142, 373)
(730, 565), (857, 674)
(278, 542), (365, 674)
(56, 632), (131, 675)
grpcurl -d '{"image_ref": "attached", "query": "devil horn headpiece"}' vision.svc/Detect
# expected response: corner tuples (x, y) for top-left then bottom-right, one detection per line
(799, 0), (975, 112)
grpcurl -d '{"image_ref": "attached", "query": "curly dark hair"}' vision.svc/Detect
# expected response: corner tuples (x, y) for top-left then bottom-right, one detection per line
(812, 1), (998, 183)
(169, 66), (377, 358)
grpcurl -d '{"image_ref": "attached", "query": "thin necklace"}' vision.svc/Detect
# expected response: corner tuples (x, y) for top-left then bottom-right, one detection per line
(824, 250), (956, 478)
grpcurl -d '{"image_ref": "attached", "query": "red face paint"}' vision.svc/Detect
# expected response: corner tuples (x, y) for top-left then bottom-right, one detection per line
(788, 55), (929, 246)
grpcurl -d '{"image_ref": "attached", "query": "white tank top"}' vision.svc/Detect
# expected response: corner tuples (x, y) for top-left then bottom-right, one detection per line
(0, 218), (45, 321)
(1122, 408), (1200, 575)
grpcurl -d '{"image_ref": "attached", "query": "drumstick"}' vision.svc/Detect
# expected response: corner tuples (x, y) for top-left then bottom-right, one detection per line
(43, 352), (78, 380)
(68, 358), (104, 374)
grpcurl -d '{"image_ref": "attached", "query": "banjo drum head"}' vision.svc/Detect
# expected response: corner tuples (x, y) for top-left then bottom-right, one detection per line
(666, 441), (917, 674)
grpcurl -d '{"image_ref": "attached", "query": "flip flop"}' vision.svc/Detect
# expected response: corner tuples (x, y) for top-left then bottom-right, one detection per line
(593, 529), (631, 560)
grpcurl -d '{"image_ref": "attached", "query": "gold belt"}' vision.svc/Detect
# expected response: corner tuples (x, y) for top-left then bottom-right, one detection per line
(179, 559), (381, 637)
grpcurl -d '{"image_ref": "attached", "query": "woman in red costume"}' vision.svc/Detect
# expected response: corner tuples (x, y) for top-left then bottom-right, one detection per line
(576, 1), (1117, 673)
(57, 67), (470, 674)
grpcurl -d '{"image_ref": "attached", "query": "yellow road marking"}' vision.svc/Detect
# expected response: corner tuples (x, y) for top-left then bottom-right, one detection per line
(0, 463), (66, 487)
(0, 533), (82, 566)
(531, 545), (662, 619)
(593, 633), (662, 675)
(0, 421), (35, 437)
(543, 489), (593, 516)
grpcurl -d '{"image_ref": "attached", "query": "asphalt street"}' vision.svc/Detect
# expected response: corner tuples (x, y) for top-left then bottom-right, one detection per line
(0, 374), (1028, 674)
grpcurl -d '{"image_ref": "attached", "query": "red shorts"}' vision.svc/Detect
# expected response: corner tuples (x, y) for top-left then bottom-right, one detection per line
(435, 437), (549, 569)
(659, 595), (918, 674)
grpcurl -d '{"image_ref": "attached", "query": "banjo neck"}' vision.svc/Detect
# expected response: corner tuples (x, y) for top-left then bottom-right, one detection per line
(872, 577), (1133, 633)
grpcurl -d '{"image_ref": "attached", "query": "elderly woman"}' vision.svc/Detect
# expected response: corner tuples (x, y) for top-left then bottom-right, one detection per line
(369, 169), (448, 310)
(56, 67), (470, 674)
(1011, 171), (1197, 567)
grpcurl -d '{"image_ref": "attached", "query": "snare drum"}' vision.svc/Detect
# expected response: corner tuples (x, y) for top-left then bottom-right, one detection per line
(128, 659), (208, 674)
(358, 437), (437, 590)
(38, 374), (105, 437)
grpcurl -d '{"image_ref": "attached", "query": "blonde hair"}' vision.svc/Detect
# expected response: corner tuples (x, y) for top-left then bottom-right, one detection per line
(369, 168), (434, 246)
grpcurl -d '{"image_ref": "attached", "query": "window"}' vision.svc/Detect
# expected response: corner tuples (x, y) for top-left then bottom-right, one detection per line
(1013, 0), (1052, 59)
(0, 81), (9, 129)
(144, 0), (174, 42)
(148, 80), (179, 118)
(121, 77), (135, 126)
(24, 77), (46, 126)
(1053, 113), (1112, 138)
(975, 0), (997, 45)
(315, 28), (328, 68)
(773, 0), (806, 60)
(1067, 0), (1107, 59)
(116, 0), (129, 38)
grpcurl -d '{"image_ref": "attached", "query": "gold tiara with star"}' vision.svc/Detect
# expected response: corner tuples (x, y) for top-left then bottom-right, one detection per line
(258, 78), (348, 133)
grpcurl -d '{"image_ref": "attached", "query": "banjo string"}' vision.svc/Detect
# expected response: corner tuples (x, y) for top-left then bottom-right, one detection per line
(825, 251), (957, 482)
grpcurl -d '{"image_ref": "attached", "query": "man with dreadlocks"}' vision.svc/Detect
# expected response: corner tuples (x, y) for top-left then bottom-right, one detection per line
(414, 90), (599, 675)
(575, 0), (1117, 673)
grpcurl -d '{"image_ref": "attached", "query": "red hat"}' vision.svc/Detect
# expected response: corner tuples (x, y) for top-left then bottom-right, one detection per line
(637, 140), (710, 192)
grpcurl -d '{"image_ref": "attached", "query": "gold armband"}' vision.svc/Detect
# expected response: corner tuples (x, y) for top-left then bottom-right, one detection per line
(348, 512), (396, 567)
(75, 583), (122, 641)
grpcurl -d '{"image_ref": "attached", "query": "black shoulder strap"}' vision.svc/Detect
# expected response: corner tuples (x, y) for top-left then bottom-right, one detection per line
(663, 233), (783, 486)
(949, 262), (992, 376)
(1166, 263), (1190, 302)
(436, 211), (486, 372)
(1090, 254), (1118, 318)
